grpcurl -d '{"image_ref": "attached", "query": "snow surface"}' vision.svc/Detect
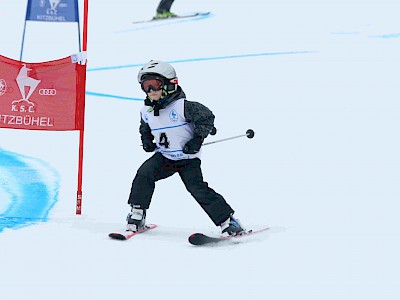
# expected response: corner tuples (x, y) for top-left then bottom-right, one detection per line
(1, 0), (400, 299)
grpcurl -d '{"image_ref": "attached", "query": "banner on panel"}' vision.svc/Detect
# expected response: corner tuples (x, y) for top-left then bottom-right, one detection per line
(26, 0), (79, 23)
(0, 53), (86, 131)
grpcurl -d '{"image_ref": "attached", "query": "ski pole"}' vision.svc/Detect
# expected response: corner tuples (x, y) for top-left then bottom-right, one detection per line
(203, 129), (255, 146)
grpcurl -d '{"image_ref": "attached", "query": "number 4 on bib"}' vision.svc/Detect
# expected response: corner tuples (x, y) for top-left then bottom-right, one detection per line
(159, 132), (170, 148)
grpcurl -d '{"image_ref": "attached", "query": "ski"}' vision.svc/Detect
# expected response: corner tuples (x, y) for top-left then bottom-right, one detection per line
(188, 227), (269, 246)
(132, 12), (210, 24)
(108, 224), (157, 240)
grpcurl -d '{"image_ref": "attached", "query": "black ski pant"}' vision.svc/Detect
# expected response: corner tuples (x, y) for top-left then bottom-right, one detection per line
(128, 152), (234, 226)
(156, 0), (174, 13)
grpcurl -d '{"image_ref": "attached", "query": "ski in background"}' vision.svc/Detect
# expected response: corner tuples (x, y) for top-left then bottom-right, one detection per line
(132, 12), (210, 24)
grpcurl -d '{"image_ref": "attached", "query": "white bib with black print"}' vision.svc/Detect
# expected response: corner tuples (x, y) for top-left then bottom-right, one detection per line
(140, 98), (202, 160)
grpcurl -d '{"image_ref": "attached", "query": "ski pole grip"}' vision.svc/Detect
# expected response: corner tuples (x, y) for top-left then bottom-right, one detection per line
(246, 129), (255, 138)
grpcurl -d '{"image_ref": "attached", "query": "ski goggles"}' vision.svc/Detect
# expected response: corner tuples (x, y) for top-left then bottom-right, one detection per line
(141, 78), (164, 93)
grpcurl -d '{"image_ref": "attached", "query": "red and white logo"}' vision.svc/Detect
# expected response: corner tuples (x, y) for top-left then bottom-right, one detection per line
(12, 64), (41, 110)
(0, 53), (85, 131)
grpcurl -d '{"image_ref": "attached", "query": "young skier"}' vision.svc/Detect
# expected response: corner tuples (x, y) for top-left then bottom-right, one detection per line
(126, 60), (245, 236)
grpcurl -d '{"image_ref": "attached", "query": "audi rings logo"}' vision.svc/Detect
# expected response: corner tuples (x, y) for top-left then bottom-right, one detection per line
(39, 88), (57, 96)
(0, 79), (6, 96)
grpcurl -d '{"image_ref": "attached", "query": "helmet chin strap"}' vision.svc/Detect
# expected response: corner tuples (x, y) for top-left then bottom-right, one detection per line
(153, 101), (161, 116)
(146, 94), (164, 116)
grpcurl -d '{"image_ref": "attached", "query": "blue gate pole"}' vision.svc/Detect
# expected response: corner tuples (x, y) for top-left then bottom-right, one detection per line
(20, 0), (32, 61)
(75, 0), (82, 52)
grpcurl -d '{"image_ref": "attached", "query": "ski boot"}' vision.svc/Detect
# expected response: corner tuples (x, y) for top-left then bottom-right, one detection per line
(220, 214), (246, 237)
(153, 11), (177, 20)
(126, 206), (146, 232)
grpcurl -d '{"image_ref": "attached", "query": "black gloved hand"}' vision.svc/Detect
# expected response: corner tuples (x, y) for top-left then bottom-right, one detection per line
(142, 138), (157, 152)
(183, 136), (204, 154)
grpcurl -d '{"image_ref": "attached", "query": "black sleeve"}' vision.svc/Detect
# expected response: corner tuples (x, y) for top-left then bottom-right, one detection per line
(184, 100), (215, 138)
(139, 116), (154, 141)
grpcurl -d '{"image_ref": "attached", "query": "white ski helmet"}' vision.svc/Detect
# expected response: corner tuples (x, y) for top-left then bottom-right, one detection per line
(137, 60), (177, 83)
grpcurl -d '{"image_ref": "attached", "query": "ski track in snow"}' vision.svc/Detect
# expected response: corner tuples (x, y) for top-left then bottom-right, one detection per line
(0, 149), (59, 232)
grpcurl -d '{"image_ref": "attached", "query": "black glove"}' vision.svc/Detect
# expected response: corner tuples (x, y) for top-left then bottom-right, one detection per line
(142, 138), (156, 152)
(183, 136), (204, 154)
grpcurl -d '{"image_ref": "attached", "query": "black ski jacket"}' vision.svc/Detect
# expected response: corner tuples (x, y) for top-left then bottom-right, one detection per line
(139, 86), (215, 141)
